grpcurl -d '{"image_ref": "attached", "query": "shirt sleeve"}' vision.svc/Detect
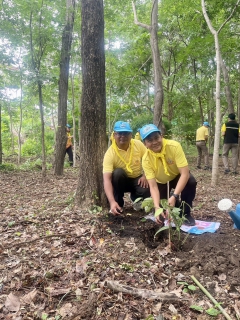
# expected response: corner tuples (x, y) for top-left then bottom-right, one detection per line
(174, 143), (188, 168)
(142, 157), (156, 180)
(103, 148), (114, 173)
(221, 123), (226, 133)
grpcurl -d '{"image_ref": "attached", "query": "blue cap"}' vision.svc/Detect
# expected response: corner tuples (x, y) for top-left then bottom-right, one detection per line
(203, 122), (210, 127)
(113, 121), (133, 132)
(66, 124), (71, 128)
(140, 124), (161, 140)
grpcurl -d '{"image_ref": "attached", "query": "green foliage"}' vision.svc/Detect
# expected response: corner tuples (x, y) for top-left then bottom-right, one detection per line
(190, 305), (204, 312)
(0, 163), (15, 171)
(177, 281), (197, 293)
(206, 308), (221, 316)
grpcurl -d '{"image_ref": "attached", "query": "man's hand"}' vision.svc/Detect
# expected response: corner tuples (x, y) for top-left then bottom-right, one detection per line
(155, 208), (168, 225)
(110, 201), (123, 216)
(168, 196), (176, 207)
(138, 175), (149, 188)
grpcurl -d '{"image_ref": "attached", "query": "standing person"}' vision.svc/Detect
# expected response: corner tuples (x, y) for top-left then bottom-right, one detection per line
(66, 124), (73, 167)
(221, 113), (240, 174)
(103, 121), (150, 215)
(140, 124), (197, 226)
(196, 121), (210, 170)
(134, 128), (141, 140)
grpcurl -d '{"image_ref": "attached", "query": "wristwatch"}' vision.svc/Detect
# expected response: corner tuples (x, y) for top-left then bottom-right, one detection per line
(172, 193), (179, 200)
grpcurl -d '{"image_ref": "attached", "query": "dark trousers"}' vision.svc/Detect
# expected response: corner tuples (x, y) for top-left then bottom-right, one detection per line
(112, 168), (150, 207)
(157, 173), (197, 215)
(66, 146), (73, 166)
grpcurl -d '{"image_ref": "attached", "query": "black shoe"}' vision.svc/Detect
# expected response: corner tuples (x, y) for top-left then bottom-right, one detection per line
(196, 166), (201, 169)
(183, 214), (195, 226)
(204, 166), (211, 170)
(224, 169), (230, 174)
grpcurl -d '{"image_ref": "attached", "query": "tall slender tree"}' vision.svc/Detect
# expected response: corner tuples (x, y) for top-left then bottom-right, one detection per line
(54, 0), (76, 175)
(75, 0), (107, 207)
(132, 0), (164, 128)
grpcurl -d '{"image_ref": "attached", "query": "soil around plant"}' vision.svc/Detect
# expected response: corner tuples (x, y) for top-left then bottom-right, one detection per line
(0, 157), (240, 319)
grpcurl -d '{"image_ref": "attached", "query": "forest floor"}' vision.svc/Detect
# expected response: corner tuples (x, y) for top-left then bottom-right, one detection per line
(0, 157), (240, 320)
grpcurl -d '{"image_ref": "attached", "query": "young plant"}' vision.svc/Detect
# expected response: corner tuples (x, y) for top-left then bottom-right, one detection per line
(135, 196), (187, 249)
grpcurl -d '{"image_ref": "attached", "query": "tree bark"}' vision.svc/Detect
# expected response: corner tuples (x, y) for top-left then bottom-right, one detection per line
(201, 0), (240, 185)
(54, 0), (75, 175)
(0, 103), (2, 164)
(75, 0), (107, 207)
(132, 0), (164, 129)
(219, 53), (234, 113)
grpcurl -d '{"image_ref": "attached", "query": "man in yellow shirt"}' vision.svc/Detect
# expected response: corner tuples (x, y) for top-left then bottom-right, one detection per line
(196, 122), (210, 170)
(103, 121), (150, 215)
(66, 124), (73, 166)
(134, 128), (141, 140)
(140, 124), (197, 226)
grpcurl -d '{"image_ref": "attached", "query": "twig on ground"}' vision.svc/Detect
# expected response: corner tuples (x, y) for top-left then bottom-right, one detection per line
(3, 231), (90, 250)
(105, 280), (187, 301)
(191, 275), (232, 320)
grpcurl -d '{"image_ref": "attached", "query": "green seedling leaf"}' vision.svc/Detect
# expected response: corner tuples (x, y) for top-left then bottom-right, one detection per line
(206, 308), (220, 316)
(15, 232), (22, 236)
(190, 305), (204, 312)
(154, 225), (169, 236)
(134, 197), (143, 203)
(177, 281), (189, 286)
(141, 218), (147, 222)
(183, 288), (188, 293)
(8, 221), (15, 227)
(154, 207), (163, 217)
(188, 285), (197, 291)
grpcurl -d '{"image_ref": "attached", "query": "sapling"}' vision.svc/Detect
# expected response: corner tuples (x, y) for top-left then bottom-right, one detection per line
(135, 197), (187, 249)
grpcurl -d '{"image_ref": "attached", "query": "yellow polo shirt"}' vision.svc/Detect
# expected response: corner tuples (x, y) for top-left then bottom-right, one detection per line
(103, 139), (146, 178)
(142, 139), (188, 184)
(196, 126), (208, 141)
(134, 132), (141, 140)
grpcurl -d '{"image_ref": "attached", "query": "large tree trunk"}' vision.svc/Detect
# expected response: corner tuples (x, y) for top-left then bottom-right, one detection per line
(132, 0), (164, 129)
(54, 0), (75, 175)
(75, 0), (107, 207)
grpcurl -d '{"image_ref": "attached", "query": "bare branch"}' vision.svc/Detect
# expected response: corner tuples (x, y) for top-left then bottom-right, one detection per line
(132, 1), (151, 31)
(218, 0), (240, 33)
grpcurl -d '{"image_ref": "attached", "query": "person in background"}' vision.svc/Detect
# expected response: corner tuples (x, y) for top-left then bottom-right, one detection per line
(103, 121), (150, 215)
(134, 128), (141, 141)
(196, 121), (210, 170)
(140, 124), (197, 226)
(221, 113), (240, 174)
(66, 124), (73, 167)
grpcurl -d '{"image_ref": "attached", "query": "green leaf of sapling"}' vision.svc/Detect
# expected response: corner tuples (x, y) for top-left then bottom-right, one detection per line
(154, 208), (163, 217)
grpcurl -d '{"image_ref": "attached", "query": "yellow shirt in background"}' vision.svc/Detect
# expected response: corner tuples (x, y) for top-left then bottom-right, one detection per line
(196, 126), (208, 141)
(103, 139), (146, 178)
(134, 132), (141, 140)
(66, 132), (72, 148)
(142, 139), (188, 184)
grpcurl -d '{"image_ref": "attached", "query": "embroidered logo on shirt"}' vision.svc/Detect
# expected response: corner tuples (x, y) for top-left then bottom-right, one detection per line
(166, 158), (174, 165)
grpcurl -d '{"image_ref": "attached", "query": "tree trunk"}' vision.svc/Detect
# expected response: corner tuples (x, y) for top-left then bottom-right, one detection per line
(201, 0), (240, 185)
(75, 0), (107, 207)
(38, 81), (46, 177)
(219, 53), (234, 113)
(132, 0), (164, 129)
(54, 0), (75, 175)
(0, 103), (2, 164)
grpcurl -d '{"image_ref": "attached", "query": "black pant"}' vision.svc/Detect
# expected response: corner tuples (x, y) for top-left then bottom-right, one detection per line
(157, 173), (197, 215)
(66, 146), (73, 166)
(112, 168), (150, 207)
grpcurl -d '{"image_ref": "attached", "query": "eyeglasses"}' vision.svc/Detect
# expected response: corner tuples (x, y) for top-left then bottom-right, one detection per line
(114, 132), (131, 136)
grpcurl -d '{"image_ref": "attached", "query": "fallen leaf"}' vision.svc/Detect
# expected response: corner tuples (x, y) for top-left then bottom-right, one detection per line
(5, 292), (20, 312)
(218, 273), (226, 281)
(21, 288), (37, 304)
(45, 287), (71, 296)
(76, 257), (88, 274)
